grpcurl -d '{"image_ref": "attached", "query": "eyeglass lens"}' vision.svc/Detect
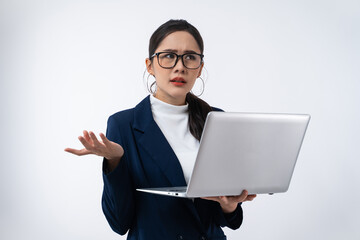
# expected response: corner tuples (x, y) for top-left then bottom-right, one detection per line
(158, 53), (202, 69)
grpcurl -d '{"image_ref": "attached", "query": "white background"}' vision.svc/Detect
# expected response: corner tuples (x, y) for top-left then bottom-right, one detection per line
(1, 0), (359, 239)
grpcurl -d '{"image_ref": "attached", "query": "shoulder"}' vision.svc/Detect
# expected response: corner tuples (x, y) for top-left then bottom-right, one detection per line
(105, 109), (135, 140)
(106, 95), (153, 132)
(108, 108), (135, 126)
(107, 95), (150, 126)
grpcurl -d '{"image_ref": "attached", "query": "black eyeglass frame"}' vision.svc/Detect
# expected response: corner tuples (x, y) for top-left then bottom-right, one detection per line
(150, 52), (204, 69)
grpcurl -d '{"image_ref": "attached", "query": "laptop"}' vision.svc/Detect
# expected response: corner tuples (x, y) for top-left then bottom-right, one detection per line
(136, 112), (310, 198)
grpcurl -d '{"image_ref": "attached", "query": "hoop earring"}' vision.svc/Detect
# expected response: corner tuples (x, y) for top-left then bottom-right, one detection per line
(191, 76), (205, 97)
(147, 74), (157, 94)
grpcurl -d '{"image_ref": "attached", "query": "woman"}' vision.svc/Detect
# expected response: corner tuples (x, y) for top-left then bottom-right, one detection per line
(65, 19), (256, 240)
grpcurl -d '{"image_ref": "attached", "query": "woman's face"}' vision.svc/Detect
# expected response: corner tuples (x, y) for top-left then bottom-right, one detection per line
(146, 31), (203, 105)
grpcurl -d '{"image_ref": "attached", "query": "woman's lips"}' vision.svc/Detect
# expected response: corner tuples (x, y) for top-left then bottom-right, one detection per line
(170, 77), (186, 86)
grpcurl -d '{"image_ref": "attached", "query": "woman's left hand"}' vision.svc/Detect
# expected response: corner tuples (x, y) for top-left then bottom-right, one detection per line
(201, 190), (257, 213)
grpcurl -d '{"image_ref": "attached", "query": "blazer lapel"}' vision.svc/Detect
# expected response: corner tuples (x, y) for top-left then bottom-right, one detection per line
(132, 95), (206, 232)
(132, 95), (187, 187)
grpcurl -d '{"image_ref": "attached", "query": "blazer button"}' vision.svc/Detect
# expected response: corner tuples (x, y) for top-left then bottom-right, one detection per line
(200, 236), (206, 240)
(178, 235), (184, 240)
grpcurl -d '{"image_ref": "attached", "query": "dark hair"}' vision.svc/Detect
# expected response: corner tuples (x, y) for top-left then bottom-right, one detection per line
(148, 19), (212, 141)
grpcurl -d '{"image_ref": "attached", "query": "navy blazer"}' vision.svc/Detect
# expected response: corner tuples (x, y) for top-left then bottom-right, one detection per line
(102, 95), (243, 240)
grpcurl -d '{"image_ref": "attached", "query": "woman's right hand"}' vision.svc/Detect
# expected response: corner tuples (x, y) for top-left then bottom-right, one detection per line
(65, 130), (124, 163)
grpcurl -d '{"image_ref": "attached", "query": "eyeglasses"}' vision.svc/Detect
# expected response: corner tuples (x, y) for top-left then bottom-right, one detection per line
(150, 52), (204, 69)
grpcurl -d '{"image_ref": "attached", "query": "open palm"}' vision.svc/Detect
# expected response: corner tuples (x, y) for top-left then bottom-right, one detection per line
(65, 130), (124, 161)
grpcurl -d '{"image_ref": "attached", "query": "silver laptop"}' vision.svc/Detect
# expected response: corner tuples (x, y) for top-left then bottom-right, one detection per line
(136, 112), (310, 198)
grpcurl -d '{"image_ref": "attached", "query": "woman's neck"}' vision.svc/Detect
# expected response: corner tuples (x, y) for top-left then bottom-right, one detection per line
(153, 93), (186, 106)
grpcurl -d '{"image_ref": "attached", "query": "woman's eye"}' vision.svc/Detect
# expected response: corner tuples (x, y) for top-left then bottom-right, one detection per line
(185, 54), (196, 60)
(164, 53), (176, 59)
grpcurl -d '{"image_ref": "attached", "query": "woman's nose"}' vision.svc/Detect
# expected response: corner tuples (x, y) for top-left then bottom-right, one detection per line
(173, 57), (186, 72)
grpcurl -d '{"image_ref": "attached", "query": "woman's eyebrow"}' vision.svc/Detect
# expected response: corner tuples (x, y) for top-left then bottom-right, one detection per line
(161, 49), (199, 54)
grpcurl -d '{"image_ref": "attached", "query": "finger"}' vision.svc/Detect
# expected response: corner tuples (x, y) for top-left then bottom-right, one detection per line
(99, 133), (111, 147)
(246, 194), (257, 201)
(230, 190), (249, 202)
(225, 195), (242, 203)
(239, 190), (249, 200)
(83, 130), (93, 144)
(78, 136), (94, 150)
(64, 148), (92, 156)
(64, 148), (77, 154)
(239, 193), (257, 202)
(89, 131), (102, 147)
(218, 196), (229, 204)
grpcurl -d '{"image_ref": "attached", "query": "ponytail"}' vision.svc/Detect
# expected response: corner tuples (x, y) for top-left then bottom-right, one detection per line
(186, 92), (212, 141)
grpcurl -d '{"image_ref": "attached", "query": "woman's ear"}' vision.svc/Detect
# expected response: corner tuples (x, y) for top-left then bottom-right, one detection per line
(145, 58), (154, 76)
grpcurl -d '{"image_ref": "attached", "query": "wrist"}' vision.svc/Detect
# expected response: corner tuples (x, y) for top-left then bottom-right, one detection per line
(221, 202), (238, 214)
(106, 156), (121, 162)
(104, 157), (121, 173)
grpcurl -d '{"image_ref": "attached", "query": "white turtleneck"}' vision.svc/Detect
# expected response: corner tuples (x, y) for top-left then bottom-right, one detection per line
(150, 95), (199, 185)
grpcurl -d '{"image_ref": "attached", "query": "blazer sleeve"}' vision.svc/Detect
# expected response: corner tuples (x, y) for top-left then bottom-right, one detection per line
(101, 115), (135, 235)
(216, 202), (243, 230)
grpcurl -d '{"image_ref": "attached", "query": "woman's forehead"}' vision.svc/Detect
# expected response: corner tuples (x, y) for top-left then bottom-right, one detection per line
(156, 31), (201, 53)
